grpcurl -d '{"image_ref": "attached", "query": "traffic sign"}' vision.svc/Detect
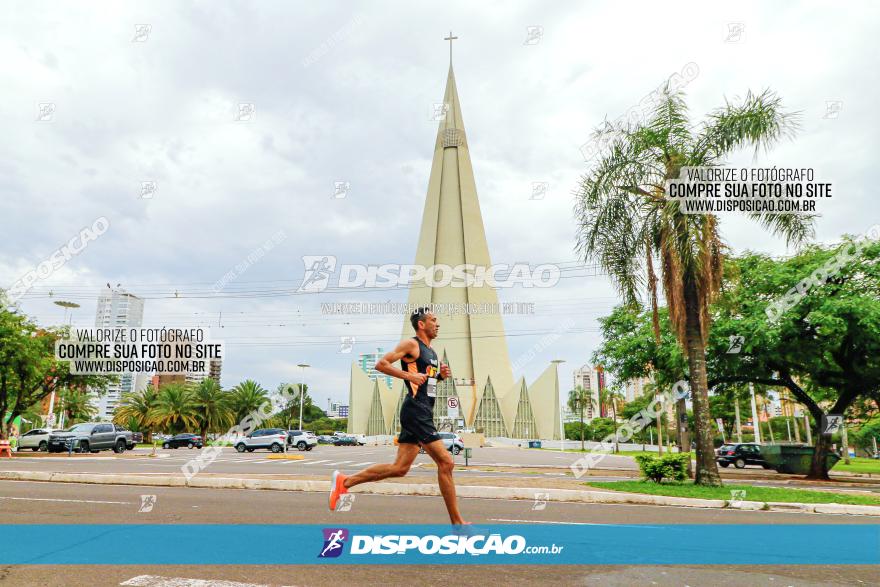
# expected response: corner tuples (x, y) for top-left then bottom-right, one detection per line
(447, 396), (459, 419)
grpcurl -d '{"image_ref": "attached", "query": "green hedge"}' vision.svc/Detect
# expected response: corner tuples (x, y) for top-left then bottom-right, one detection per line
(633, 453), (689, 483)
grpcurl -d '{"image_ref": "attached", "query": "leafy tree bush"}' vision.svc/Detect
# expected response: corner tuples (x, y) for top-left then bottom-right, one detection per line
(634, 453), (690, 483)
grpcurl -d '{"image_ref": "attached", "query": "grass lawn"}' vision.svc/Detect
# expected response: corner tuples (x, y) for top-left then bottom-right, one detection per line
(832, 458), (880, 475)
(536, 447), (689, 457)
(585, 480), (880, 506)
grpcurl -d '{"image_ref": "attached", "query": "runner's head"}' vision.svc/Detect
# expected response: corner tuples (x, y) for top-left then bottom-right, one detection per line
(410, 306), (438, 339)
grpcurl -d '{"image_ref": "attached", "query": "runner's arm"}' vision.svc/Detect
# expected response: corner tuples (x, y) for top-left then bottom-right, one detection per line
(375, 339), (425, 385)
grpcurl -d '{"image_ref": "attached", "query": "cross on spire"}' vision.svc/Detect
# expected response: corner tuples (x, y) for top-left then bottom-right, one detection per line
(443, 31), (458, 64)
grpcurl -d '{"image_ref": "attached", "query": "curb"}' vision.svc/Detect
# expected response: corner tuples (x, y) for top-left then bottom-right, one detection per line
(3, 470), (880, 516)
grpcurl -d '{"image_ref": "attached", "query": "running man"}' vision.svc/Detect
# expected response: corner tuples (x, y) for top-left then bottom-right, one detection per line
(328, 307), (468, 525)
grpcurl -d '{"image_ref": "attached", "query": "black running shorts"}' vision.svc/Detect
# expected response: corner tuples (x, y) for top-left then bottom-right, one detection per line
(398, 401), (440, 445)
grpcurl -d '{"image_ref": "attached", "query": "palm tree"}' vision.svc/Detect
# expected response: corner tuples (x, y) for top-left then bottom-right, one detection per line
(567, 386), (589, 451)
(576, 85), (813, 485)
(59, 386), (96, 426)
(230, 379), (269, 423)
(150, 383), (198, 434)
(191, 378), (233, 443)
(114, 386), (158, 441)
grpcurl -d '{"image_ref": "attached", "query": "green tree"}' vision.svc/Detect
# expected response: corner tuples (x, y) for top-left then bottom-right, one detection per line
(0, 302), (113, 439)
(576, 83), (812, 485)
(567, 386), (591, 450)
(708, 238), (880, 478)
(230, 380), (269, 423)
(114, 386), (158, 441)
(150, 384), (198, 434)
(57, 386), (96, 425)
(191, 378), (233, 442)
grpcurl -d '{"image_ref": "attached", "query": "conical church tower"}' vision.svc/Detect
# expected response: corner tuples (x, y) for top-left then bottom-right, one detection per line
(349, 40), (561, 440)
(402, 60), (515, 423)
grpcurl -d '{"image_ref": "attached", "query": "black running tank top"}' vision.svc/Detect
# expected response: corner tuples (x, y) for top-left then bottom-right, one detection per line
(401, 337), (439, 409)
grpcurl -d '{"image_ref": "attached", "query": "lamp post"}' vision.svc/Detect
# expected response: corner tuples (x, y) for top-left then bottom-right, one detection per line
(297, 363), (310, 430)
(551, 360), (566, 451)
(49, 301), (79, 432)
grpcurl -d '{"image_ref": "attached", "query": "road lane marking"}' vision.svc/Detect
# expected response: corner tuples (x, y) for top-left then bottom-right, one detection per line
(0, 496), (132, 505)
(301, 459), (331, 465)
(121, 575), (294, 587)
(350, 461), (375, 467)
(323, 461), (354, 467)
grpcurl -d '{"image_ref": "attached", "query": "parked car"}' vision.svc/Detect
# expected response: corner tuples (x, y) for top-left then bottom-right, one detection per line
(716, 443), (773, 469)
(317, 435), (336, 444)
(18, 428), (51, 452)
(162, 433), (204, 449)
(234, 428), (289, 453)
(349, 434), (367, 446)
(287, 430), (317, 451)
(47, 422), (133, 454)
(419, 432), (465, 455)
(333, 435), (359, 446)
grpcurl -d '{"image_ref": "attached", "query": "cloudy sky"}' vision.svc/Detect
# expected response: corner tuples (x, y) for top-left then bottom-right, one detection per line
(2, 1), (878, 411)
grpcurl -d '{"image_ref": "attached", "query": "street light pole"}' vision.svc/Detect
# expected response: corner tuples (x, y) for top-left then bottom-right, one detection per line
(749, 382), (762, 444)
(50, 301), (79, 432)
(297, 363), (310, 430)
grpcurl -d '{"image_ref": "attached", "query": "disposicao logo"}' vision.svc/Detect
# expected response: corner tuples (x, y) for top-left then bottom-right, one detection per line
(319, 528), (349, 558)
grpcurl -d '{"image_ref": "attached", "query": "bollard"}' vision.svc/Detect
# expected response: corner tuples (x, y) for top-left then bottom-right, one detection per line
(463, 447), (472, 467)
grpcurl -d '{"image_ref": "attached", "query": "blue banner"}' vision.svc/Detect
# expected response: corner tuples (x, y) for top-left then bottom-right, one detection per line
(2, 524), (878, 565)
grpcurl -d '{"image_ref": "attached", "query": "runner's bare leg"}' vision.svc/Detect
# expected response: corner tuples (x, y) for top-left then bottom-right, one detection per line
(344, 443), (419, 488)
(422, 439), (468, 525)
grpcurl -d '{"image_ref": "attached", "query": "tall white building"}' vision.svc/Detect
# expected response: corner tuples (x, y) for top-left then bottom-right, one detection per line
(572, 364), (605, 422)
(92, 287), (147, 419)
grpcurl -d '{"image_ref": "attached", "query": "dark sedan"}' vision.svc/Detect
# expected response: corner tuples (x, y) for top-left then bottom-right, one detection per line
(162, 433), (203, 449)
(333, 435), (358, 446)
(716, 443), (773, 469)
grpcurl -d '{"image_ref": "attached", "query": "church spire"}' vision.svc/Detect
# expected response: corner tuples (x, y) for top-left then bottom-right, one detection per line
(405, 51), (514, 418)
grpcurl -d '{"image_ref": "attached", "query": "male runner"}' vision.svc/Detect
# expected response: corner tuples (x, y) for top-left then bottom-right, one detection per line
(328, 307), (468, 525)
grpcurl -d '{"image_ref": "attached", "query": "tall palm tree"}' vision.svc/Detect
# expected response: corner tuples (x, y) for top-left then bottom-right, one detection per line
(191, 378), (233, 442)
(114, 386), (158, 441)
(229, 379), (269, 423)
(576, 85), (814, 485)
(150, 383), (198, 434)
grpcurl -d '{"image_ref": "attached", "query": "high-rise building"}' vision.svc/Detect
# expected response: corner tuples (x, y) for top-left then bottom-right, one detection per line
(347, 53), (562, 439)
(91, 287), (147, 419)
(357, 348), (393, 389)
(622, 376), (652, 403)
(572, 364), (606, 421)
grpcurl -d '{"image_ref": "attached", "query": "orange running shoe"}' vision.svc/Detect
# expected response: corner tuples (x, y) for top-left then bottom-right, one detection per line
(329, 470), (348, 511)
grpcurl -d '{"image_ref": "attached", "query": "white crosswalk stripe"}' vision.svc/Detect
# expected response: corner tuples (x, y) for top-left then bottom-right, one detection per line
(350, 461), (375, 467)
(323, 461), (354, 467)
(300, 459), (331, 465)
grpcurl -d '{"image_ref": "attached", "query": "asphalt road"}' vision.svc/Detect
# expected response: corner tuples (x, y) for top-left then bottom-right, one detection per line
(5, 445), (880, 493)
(1, 480), (878, 586)
(0, 445), (637, 477)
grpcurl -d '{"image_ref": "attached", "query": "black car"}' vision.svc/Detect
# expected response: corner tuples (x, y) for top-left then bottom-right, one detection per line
(162, 433), (203, 449)
(716, 443), (773, 469)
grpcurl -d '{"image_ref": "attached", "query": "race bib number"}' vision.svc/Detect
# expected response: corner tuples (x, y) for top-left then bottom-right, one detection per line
(426, 377), (437, 397)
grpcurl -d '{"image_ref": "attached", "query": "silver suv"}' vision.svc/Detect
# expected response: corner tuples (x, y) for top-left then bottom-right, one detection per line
(287, 430), (318, 451)
(234, 428), (289, 453)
